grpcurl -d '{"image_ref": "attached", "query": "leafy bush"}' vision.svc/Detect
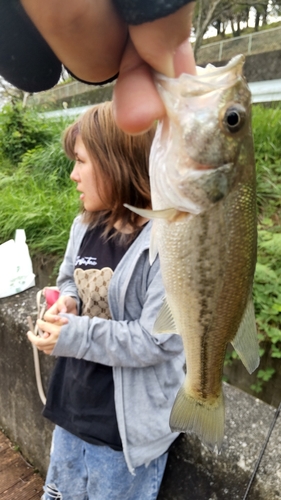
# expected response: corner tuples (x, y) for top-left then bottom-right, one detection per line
(0, 102), (73, 167)
(0, 103), (77, 255)
(20, 142), (73, 188)
(0, 102), (53, 164)
(253, 106), (281, 372)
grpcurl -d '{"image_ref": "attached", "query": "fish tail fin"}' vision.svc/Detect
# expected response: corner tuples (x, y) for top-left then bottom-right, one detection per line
(170, 383), (225, 452)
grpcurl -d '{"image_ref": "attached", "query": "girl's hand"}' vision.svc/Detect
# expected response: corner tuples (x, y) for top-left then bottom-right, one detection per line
(44, 295), (78, 323)
(27, 318), (65, 355)
(27, 295), (75, 355)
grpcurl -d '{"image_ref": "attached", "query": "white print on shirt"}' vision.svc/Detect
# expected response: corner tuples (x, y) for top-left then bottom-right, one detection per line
(75, 256), (97, 267)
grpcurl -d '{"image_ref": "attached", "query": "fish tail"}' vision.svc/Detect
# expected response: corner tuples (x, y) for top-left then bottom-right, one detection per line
(170, 383), (225, 452)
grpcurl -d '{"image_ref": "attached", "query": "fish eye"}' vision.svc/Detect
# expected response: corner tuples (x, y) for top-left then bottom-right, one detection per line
(223, 105), (246, 134)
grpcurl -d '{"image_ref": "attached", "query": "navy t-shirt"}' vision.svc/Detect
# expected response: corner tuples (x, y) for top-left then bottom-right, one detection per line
(43, 224), (132, 450)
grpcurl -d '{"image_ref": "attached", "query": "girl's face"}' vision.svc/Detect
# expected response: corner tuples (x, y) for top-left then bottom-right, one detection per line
(70, 135), (108, 212)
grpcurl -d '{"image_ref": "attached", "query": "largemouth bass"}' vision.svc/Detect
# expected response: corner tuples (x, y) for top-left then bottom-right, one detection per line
(126, 54), (259, 451)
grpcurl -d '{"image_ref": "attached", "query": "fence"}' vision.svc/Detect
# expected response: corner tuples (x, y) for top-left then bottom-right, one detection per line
(196, 26), (281, 65)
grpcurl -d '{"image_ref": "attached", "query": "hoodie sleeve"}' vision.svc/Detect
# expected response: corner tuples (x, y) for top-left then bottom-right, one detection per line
(56, 217), (85, 306)
(52, 260), (183, 368)
(113, 0), (194, 25)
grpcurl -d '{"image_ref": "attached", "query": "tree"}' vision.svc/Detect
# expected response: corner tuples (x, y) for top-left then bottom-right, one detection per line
(193, 0), (228, 58)
(229, 1), (252, 37)
(0, 77), (28, 109)
(253, 1), (269, 30)
(193, 0), (281, 58)
(193, 0), (251, 57)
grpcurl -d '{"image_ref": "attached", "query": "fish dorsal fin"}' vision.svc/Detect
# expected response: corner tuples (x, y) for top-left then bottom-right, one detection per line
(231, 295), (260, 374)
(153, 297), (178, 334)
(124, 204), (178, 220)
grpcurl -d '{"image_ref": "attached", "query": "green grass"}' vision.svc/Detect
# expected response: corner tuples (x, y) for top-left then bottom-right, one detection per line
(253, 105), (281, 211)
(0, 165), (79, 257)
(0, 104), (77, 257)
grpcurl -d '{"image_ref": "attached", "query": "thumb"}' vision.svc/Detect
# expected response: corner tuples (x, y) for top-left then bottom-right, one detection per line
(128, 3), (195, 77)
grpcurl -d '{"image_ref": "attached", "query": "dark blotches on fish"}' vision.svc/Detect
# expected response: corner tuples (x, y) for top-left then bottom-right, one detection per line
(195, 170), (230, 203)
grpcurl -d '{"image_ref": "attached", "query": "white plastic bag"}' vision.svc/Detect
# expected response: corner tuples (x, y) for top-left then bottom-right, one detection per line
(0, 229), (35, 298)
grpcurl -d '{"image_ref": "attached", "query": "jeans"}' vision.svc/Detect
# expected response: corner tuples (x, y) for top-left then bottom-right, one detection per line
(42, 426), (168, 500)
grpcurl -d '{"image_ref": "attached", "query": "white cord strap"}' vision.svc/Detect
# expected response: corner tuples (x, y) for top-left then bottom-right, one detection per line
(27, 289), (47, 405)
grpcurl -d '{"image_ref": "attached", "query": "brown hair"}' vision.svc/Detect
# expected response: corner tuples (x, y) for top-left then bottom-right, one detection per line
(63, 101), (155, 241)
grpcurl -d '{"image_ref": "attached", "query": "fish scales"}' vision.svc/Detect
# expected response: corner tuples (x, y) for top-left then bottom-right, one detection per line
(155, 184), (256, 402)
(125, 54), (259, 451)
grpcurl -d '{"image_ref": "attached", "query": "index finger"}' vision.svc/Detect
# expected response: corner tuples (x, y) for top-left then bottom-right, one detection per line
(27, 330), (50, 348)
(43, 310), (61, 323)
(113, 38), (166, 134)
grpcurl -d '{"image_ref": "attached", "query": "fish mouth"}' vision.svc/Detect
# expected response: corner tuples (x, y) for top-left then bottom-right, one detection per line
(191, 160), (217, 171)
(154, 54), (245, 97)
(187, 158), (233, 173)
(180, 161), (234, 182)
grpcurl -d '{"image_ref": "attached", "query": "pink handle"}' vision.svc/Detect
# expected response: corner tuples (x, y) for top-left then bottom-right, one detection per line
(43, 287), (60, 309)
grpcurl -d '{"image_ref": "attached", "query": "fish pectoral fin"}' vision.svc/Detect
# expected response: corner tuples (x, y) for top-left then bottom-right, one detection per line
(170, 382), (225, 453)
(153, 297), (178, 334)
(124, 204), (178, 221)
(231, 296), (260, 374)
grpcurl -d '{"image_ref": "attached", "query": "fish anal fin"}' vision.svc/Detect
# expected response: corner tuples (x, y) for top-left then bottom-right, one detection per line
(170, 382), (225, 453)
(153, 297), (178, 334)
(231, 296), (259, 374)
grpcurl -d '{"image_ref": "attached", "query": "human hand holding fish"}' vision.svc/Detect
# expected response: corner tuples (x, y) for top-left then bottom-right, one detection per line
(125, 54), (259, 452)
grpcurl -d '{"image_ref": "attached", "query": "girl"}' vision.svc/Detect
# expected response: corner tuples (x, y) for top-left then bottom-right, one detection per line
(27, 102), (185, 500)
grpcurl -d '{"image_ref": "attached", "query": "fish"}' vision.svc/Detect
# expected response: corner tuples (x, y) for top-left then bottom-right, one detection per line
(125, 54), (259, 452)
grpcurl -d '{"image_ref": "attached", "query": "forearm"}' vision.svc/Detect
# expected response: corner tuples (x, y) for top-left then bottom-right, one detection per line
(21, 0), (127, 83)
(52, 313), (183, 367)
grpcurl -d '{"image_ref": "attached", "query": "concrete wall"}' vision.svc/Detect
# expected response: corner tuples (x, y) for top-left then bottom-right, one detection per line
(201, 50), (281, 83)
(224, 345), (281, 409)
(196, 26), (281, 68)
(28, 82), (114, 111)
(0, 288), (281, 499)
(243, 49), (281, 82)
(0, 288), (55, 473)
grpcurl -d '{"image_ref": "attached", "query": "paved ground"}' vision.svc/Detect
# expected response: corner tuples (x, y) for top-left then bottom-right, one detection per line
(0, 430), (43, 500)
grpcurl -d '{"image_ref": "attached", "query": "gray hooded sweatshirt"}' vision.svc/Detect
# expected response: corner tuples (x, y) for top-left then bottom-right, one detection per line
(52, 216), (185, 473)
